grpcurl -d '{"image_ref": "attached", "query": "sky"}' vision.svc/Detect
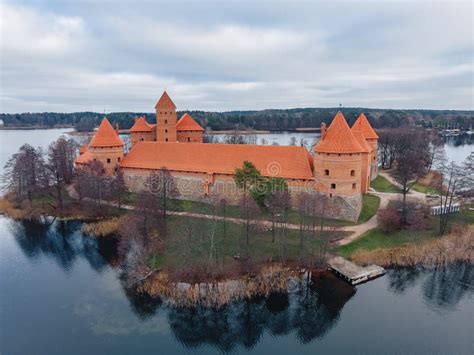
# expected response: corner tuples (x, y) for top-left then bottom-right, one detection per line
(0, 0), (473, 113)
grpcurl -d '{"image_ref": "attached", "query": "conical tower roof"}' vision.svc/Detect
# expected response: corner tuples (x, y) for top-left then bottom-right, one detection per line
(176, 113), (204, 131)
(155, 90), (176, 109)
(314, 112), (363, 153)
(130, 116), (153, 132)
(89, 117), (124, 147)
(352, 113), (378, 139)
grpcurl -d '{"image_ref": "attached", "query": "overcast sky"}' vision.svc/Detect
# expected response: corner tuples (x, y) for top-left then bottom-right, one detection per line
(1, 1), (473, 113)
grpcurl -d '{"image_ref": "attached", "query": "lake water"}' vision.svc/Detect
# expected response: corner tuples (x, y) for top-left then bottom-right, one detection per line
(0, 217), (473, 354)
(0, 129), (473, 354)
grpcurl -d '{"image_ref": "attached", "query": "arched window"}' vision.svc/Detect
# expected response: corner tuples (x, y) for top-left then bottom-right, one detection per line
(351, 170), (355, 176)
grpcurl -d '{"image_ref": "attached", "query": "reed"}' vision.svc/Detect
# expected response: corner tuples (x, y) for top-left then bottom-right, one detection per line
(351, 226), (474, 267)
(0, 197), (27, 219)
(81, 217), (124, 237)
(139, 264), (301, 308)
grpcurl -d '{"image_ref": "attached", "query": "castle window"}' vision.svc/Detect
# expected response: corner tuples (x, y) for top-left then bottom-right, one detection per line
(165, 120), (168, 124)
(107, 158), (111, 164)
(331, 183), (336, 189)
(329, 193), (333, 198)
(165, 138), (168, 142)
(165, 129), (168, 133)
(188, 137), (191, 142)
(351, 170), (355, 176)
(118, 157), (121, 162)
(141, 138), (144, 141)
(324, 169), (329, 176)
(352, 183), (356, 189)
(338, 154), (341, 156)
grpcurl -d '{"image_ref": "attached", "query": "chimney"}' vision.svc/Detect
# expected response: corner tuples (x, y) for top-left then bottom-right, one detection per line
(321, 122), (327, 139)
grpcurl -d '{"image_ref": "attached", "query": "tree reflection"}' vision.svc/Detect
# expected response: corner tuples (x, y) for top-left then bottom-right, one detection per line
(166, 273), (355, 352)
(9, 218), (110, 272)
(386, 264), (474, 311)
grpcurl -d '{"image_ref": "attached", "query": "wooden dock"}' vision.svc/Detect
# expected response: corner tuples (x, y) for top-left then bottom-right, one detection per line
(328, 256), (386, 285)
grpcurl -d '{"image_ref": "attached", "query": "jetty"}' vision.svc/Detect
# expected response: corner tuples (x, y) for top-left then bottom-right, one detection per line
(328, 256), (386, 285)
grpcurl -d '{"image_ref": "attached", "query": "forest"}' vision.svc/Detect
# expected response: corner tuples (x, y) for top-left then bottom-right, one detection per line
(1, 107), (473, 131)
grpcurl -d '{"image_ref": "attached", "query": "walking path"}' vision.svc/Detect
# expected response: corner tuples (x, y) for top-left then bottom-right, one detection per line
(66, 180), (424, 247)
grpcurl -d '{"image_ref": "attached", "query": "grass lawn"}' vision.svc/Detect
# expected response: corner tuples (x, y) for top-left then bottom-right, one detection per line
(125, 192), (355, 226)
(370, 175), (402, 193)
(149, 215), (350, 270)
(358, 194), (380, 223)
(337, 227), (435, 259)
(411, 182), (441, 195)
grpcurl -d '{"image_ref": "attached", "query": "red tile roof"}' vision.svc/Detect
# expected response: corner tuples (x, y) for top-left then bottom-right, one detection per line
(121, 142), (314, 180)
(75, 146), (92, 165)
(353, 130), (372, 153)
(130, 116), (153, 132)
(155, 91), (176, 109)
(314, 112), (363, 153)
(352, 113), (379, 139)
(89, 117), (124, 147)
(176, 113), (204, 131)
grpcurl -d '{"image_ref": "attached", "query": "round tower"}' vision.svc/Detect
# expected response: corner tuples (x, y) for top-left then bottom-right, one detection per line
(314, 112), (364, 196)
(88, 117), (124, 174)
(352, 113), (379, 179)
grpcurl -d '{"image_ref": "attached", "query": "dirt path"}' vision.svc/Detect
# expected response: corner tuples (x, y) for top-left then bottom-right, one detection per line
(65, 183), (425, 247)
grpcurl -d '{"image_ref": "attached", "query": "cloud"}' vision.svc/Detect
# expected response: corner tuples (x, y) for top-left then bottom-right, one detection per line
(0, 1), (472, 113)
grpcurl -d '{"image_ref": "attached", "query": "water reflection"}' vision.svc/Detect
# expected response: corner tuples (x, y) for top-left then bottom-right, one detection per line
(8, 218), (113, 272)
(386, 264), (474, 311)
(166, 273), (355, 352)
(4, 217), (474, 353)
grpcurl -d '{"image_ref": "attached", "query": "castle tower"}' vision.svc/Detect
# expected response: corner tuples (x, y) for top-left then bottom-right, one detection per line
(155, 91), (177, 142)
(313, 112), (364, 196)
(176, 113), (204, 143)
(129, 116), (156, 147)
(352, 113), (379, 180)
(84, 117), (124, 174)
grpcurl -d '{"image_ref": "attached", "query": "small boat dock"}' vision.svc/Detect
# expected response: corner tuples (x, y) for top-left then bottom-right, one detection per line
(328, 256), (386, 285)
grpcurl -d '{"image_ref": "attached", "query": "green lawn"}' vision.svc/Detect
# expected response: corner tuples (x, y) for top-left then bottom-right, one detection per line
(337, 227), (434, 259)
(125, 192), (355, 226)
(411, 182), (441, 195)
(370, 175), (402, 193)
(358, 194), (380, 223)
(149, 215), (350, 270)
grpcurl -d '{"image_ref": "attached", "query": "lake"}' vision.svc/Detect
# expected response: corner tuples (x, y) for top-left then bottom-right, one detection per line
(0, 128), (473, 354)
(0, 217), (473, 354)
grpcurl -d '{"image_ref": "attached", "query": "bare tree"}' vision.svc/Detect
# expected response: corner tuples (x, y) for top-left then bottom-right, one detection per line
(110, 168), (128, 209)
(391, 129), (433, 222)
(436, 152), (465, 235)
(46, 137), (78, 207)
(238, 192), (260, 259)
(80, 160), (107, 207)
(2, 144), (48, 203)
(145, 168), (179, 220)
(289, 136), (297, 146)
(265, 177), (290, 243)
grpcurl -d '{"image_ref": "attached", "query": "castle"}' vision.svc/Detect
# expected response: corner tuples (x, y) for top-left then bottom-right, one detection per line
(76, 91), (379, 221)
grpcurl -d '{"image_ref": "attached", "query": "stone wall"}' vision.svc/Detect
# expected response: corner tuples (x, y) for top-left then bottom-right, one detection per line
(121, 167), (360, 221)
(177, 130), (204, 143)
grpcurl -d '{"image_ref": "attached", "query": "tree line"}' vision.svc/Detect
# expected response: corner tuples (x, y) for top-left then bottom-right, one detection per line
(2, 107), (472, 131)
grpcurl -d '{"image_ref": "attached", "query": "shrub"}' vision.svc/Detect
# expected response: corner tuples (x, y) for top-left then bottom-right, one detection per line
(405, 203), (431, 231)
(377, 206), (402, 232)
